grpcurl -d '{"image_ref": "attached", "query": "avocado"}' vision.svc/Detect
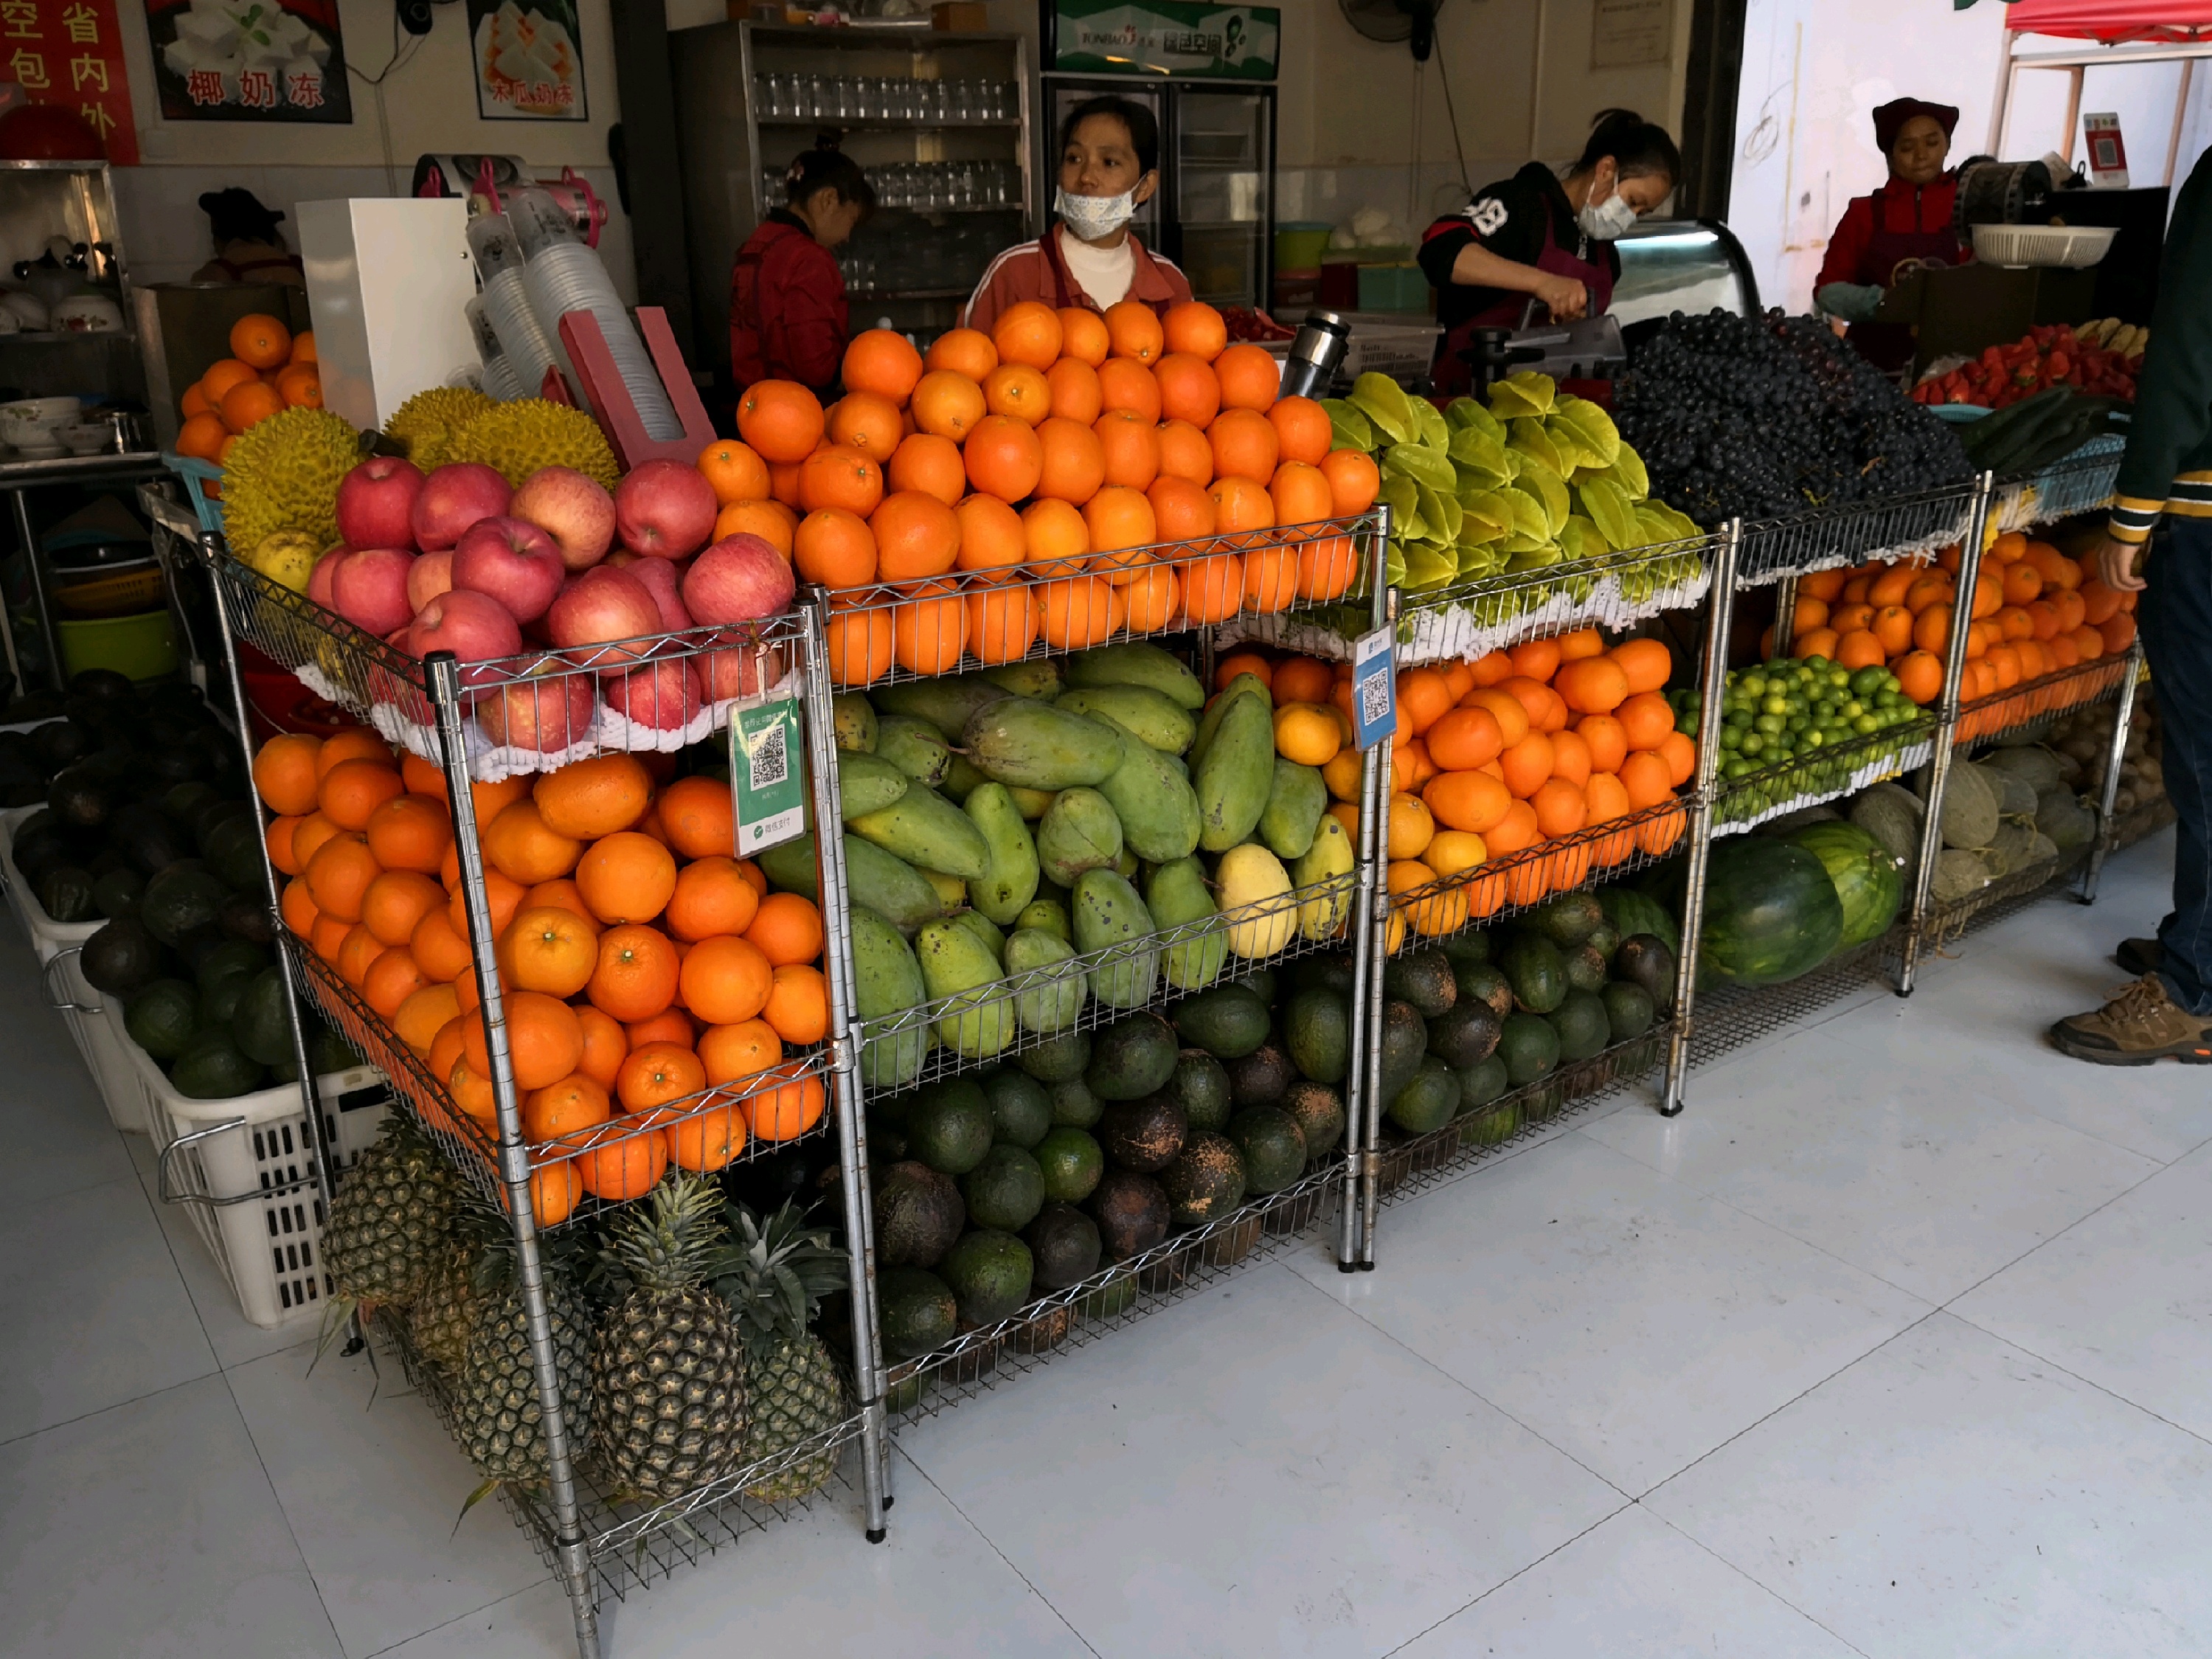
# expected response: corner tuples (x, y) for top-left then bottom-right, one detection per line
(1456, 960), (1514, 1020)
(80, 915), (162, 996)
(170, 1028), (266, 1099)
(124, 978), (201, 1062)
(982, 1070), (1053, 1149)
(1388, 1053), (1460, 1135)
(1025, 1202), (1102, 1289)
(139, 864), (229, 948)
(905, 1080), (997, 1175)
(1160, 1132), (1247, 1227)
(36, 865), (96, 924)
(1237, 967), (1277, 1006)
(1283, 986), (1351, 1083)
(1562, 942), (1609, 994)
(1033, 1126), (1105, 1203)
(1085, 1011), (1179, 1101)
(1088, 1169), (1171, 1259)
(1499, 933), (1567, 1014)
(1378, 1000), (1429, 1102)
(1227, 1106), (1306, 1194)
(91, 864), (143, 921)
(1439, 932), (1490, 967)
(1050, 1076), (1103, 1127)
(229, 966), (294, 1067)
(1170, 1050), (1233, 1132)
(1079, 1273), (1138, 1320)
(961, 1145), (1047, 1231)
(1282, 950), (1355, 997)
(1279, 1079), (1346, 1165)
(1454, 1055), (1511, 1115)
(1586, 919), (1622, 961)
(47, 764), (111, 830)
(878, 1267), (959, 1357)
(1528, 890), (1604, 946)
(1098, 1092), (1187, 1173)
(939, 1229), (1034, 1326)
(309, 1024), (361, 1078)
(219, 892), (276, 945)
(1601, 980), (1657, 1043)
(1226, 1043), (1297, 1110)
(1614, 935), (1677, 1014)
(1425, 1001), (1502, 1068)
(1016, 1028), (1092, 1083)
(1168, 981), (1272, 1059)
(1550, 988), (1612, 1062)
(1383, 948), (1457, 1018)
(1460, 1092), (1519, 1149)
(875, 1161), (967, 1267)
(1497, 1011), (1561, 1086)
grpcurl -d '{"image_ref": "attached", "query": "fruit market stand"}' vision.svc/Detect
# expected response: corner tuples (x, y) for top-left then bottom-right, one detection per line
(0, 298), (2157, 1659)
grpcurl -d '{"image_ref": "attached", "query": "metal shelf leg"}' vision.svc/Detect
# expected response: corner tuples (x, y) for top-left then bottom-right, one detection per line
(2079, 642), (2146, 906)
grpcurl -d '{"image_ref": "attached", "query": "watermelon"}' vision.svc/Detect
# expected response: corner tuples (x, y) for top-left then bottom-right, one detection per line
(1783, 822), (1903, 949)
(1697, 837), (1843, 987)
(1595, 882), (1680, 957)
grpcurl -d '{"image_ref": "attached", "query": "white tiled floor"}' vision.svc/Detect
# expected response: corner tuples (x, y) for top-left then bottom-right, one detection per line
(4, 831), (2211, 1659)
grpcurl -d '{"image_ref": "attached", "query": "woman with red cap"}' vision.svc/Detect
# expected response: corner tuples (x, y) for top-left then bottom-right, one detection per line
(1816, 97), (1972, 373)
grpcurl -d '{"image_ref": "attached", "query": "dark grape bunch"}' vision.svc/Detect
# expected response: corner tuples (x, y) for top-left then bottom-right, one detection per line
(1614, 308), (1973, 527)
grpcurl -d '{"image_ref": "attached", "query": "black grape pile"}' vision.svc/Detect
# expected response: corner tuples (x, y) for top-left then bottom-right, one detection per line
(1615, 309), (1972, 526)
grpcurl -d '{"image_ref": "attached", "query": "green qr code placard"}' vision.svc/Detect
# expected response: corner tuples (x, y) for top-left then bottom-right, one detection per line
(729, 696), (806, 853)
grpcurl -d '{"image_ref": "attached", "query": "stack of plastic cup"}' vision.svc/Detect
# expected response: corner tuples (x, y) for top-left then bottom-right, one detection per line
(465, 295), (525, 401)
(467, 213), (566, 404)
(507, 186), (682, 440)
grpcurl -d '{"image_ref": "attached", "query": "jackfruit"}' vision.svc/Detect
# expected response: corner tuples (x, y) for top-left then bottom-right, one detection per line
(219, 406), (367, 558)
(447, 398), (618, 491)
(384, 387), (495, 471)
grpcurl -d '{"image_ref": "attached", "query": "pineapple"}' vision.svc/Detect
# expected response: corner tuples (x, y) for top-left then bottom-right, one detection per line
(451, 1232), (594, 1503)
(321, 1115), (454, 1339)
(409, 1243), (479, 1374)
(714, 1199), (851, 1503)
(592, 1172), (746, 1500)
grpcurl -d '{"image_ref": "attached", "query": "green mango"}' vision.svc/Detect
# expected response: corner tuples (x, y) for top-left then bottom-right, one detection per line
(1072, 867), (1159, 1009)
(1004, 927), (1086, 1033)
(868, 675), (1008, 741)
(1093, 718), (1202, 865)
(938, 754), (988, 803)
(964, 783), (1041, 927)
(873, 714), (951, 787)
(849, 786), (991, 881)
(1064, 642), (1206, 710)
(919, 869), (966, 910)
(963, 696), (1126, 791)
(915, 918), (1014, 1058)
(1055, 685), (1196, 755)
(977, 659), (1063, 699)
(1008, 786), (1056, 820)
(850, 904), (928, 1089)
(831, 693), (877, 752)
(759, 833), (943, 932)
(951, 908), (1006, 964)
(1014, 897), (1071, 940)
(1188, 672), (1269, 773)
(1258, 758), (1328, 861)
(1036, 787), (1124, 890)
(1114, 846), (1139, 879)
(836, 749), (911, 820)
(1294, 814), (1356, 940)
(1193, 690), (1275, 853)
(1145, 853), (1226, 991)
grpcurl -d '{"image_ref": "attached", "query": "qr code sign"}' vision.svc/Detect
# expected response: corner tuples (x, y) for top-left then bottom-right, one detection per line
(747, 718), (788, 792)
(1359, 673), (1390, 727)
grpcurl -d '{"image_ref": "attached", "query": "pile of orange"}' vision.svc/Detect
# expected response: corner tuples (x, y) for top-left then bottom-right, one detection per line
(252, 729), (828, 1225)
(1771, 531), (2139, 734)
(176, 314), (319, 466)
(696, 301), (1384, 688)
(1202, 632), (1690, 946)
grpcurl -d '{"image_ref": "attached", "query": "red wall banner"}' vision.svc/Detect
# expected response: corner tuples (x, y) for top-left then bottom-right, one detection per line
(2, 0), (139, 164)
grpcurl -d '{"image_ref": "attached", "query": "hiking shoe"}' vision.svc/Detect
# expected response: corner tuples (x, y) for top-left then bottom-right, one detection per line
(2049, 974), (2212, 1066)
(2115, 937), (2165, 976)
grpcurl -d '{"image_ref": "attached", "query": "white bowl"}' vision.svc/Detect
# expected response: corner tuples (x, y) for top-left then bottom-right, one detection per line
(58, 423), (108, 454)
(49, 296), (121, 333)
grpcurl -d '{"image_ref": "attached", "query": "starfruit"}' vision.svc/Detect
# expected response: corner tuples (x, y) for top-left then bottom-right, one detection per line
(1381, 441), (1458, 493)
(1553, 395), (1623, 466)
(1524, 467), (1570, 537)
(1488, 370), (1556, 419)
(1578, 476), (1640, 550)
(1606, 445), (1651, 499)
(1321, 398), (1374, 454)
(1508, 418), (1565, 477)
(1445, 396), (1505, 443)
(1349, 372), (1415, 446)
(1558, 515), (1610, 563)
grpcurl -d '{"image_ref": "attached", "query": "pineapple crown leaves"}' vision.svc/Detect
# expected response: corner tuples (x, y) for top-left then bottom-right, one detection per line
(597, 1171), (729, 1298)
(710, 1199), (848, 1360)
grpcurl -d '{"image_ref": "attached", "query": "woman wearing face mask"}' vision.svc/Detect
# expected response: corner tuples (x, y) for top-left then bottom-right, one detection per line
(1418, 109), (1680, 396)
(1814, 98), (1971, 373)
(962, 94), (1192, 336)
(730, 141), (876, 394)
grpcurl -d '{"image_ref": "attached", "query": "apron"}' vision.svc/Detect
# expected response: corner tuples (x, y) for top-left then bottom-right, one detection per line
(1845, 179), (1965, 375)
(1432, 211), (1614, 398)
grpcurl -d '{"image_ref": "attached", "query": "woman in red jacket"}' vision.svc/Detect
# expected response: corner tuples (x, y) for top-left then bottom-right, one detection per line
(1816, 98), (1970, 373)
(731, 144), (876, 394)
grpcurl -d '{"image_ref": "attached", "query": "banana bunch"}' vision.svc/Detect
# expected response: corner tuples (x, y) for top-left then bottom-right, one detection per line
(1320, 370), (1699, 602)
(2074, 317), (2149, 358)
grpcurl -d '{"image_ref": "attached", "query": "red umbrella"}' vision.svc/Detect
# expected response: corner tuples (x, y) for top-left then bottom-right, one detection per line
(1998, 0), (2212, 43)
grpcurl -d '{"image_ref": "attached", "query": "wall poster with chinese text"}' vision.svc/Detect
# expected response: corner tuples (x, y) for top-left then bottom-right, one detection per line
(1, 0), (139, 163)
(465, 0), (585, 122)
(141, 0), (352, 125)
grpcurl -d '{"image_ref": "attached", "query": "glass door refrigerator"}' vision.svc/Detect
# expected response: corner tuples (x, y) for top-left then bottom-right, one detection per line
(1041, 3), (1280, 311)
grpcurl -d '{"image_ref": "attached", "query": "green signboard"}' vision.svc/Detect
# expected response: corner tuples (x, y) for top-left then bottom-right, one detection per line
(1050, 0), (1280, 80)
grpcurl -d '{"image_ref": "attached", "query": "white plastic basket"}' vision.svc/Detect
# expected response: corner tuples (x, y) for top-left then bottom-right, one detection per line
(128, 1015), (391, 1329)
(1, 804), (150, 1132)
(1970, 224), (2118, 269)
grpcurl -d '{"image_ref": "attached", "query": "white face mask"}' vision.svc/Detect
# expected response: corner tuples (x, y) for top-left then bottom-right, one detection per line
(1576, 184), (1638, 241)
(1056, 187), (1137, 240)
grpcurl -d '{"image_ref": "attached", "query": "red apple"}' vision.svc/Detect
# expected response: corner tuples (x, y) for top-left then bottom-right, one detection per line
(620, 553), (693, 634)
(476, 673), (599, 752)
(306, 547), (344, 612)
(336, 456), (427, 552)
(614, 457), (718, 558)
(603, 658), (702, 730)
(511, 465), (617, 571)
(411, 463), (513, 553)
(406, 549), (454, 613)
(683, 533), (796, 626)
(330, 547), (417, 637)
(451, 516), (565, 624)
(546, 565), (663, 670)
(407, 588), (524, 699)
(699, 642), (791, 702)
